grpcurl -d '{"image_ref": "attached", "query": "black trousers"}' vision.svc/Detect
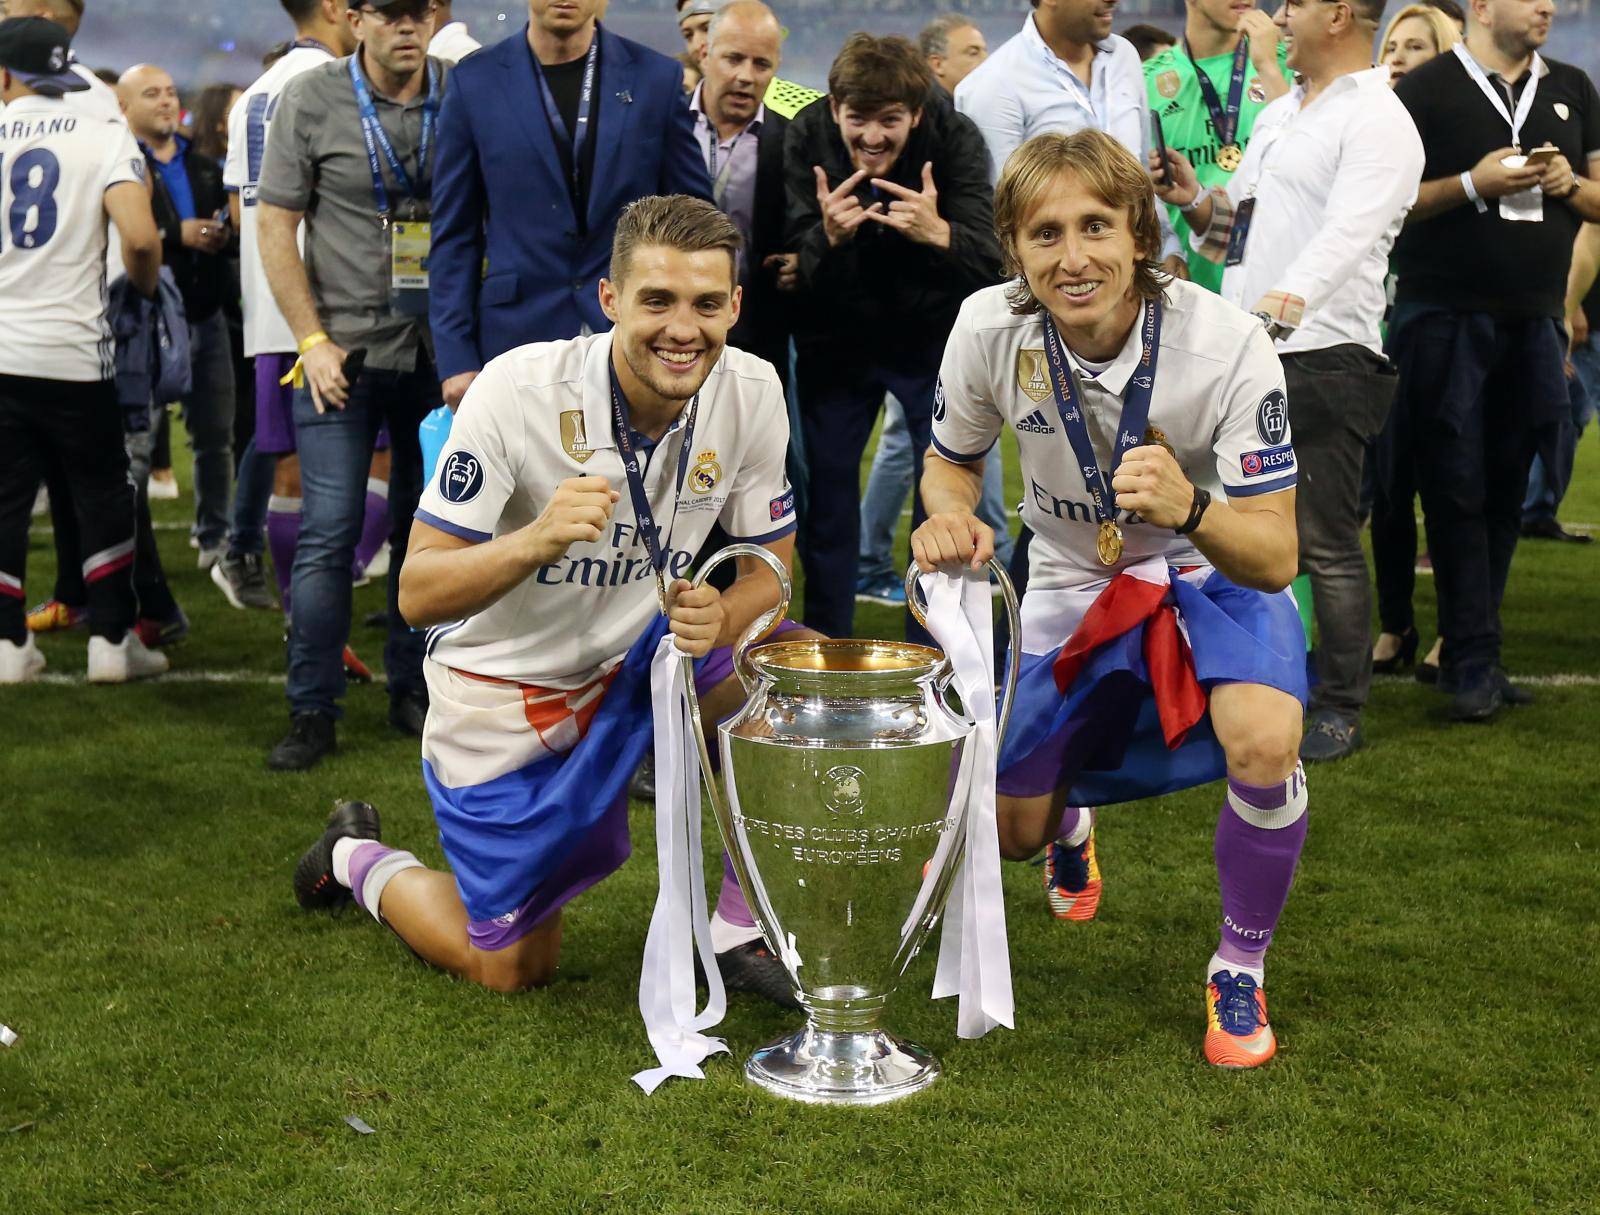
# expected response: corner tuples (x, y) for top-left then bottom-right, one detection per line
(1281, 345), (1397, 718)
(794, 343), (939, 642)
(0, 375), (137, 642)
(1388, 306), (1566, 677)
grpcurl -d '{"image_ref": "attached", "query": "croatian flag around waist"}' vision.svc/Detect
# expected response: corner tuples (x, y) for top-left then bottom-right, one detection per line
(423, 615), (670, 923)
(997, 559), (1307, 806)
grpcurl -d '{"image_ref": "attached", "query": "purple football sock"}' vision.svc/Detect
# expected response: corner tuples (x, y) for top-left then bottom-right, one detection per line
(1052, 805), (1091, 847)
(266, 496), (300, 616)
(352, 479), (390, 575)
(346, 841), (394, 914)
(1214, 768), (1308, 972)
(715, 851), (755, 928)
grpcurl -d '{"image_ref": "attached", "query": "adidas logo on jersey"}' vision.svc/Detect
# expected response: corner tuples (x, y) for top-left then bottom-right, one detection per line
(1160, 100), (1184, 117)
(1016, 409), (1056, 435)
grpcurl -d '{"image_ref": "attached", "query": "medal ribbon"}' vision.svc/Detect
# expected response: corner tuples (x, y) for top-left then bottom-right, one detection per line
(1040, 300), (1163, 531)
(1183, 35), (1250, 149)
(349, 54), (439, 218)
(536, 33), (600, 201)
(609, 363), (700, 611)
(1452, 43), (1542, 149)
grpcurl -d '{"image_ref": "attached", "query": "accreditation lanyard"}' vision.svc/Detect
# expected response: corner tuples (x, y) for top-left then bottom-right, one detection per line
(1040, 300), (1162, 528)
(706, 127), (747, 208)
(1452, 43), (1542, 150)
(349, 54), (439, 219)
(610, 365), (701, 612)
(537, 35), (599, 201)
(1183, 36), (1250, 148)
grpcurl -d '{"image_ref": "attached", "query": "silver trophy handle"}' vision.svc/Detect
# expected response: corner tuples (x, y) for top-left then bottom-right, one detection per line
(676, 544), (793, 827)
(904, 557), (1022, 751)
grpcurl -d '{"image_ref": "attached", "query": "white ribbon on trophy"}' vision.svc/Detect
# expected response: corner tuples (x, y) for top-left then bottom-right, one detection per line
(633, 635), (729, 1094)
(921, 568), (1014, 1039)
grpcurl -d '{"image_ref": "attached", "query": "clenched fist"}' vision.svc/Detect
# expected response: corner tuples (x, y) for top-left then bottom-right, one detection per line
(521, 476), (620, 567)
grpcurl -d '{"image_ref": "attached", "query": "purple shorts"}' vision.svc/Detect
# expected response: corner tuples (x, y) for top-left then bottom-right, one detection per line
(254, 353), (298, 455)
(462, 618), (808, 952)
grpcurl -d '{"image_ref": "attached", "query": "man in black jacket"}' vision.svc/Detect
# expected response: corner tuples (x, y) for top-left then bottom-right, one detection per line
(120, 63), (236, 571)
(693, 0), (793, 382)
(785, 33), (1002, 637)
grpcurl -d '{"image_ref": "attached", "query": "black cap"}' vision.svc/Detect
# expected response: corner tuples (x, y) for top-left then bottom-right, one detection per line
(0, 17), (87, 96)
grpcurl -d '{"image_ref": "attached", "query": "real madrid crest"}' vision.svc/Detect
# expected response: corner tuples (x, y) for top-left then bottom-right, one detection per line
(1555, 101), (1571, 121)
(1016, 349), (1051, 403)
(1247, 78), (1267, 104)
(560, 410), (593, 464)
(1156, 70), (1180, 100)
(689, 450), (722, 494)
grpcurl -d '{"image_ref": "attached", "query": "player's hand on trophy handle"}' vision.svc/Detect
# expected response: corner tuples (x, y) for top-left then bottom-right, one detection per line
(523, 475), (619, 566)
(1111, 444), (1193, 529)
(1470, 147), (1543, 199)
(911, 512), (994, 574)
(442, 371), (479, 412)
(667, 579), (724, 658)
(1150, 147), (1201, 208)
(303, 340), (350, 412)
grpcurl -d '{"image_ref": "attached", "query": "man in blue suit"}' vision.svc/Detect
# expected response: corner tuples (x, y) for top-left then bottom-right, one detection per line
(431, 0), (714, 408)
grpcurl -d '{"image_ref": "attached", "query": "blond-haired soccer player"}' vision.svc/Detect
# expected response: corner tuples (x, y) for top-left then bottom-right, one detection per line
(292, 197), (804, 1003)
(914, 130), (1307, 1067)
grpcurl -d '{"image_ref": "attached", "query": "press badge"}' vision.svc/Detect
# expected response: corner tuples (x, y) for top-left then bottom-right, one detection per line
(1225, 196), (1256, 267)
(389, 219), (432, 316)
(1497, 155), (1544, 222)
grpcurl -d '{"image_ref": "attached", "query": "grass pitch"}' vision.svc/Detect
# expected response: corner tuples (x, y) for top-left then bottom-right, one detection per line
(2, 423), (1598, 1213)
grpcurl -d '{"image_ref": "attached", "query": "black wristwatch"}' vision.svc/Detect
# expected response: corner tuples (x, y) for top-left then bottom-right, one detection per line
(1174, 485), (1212, 536)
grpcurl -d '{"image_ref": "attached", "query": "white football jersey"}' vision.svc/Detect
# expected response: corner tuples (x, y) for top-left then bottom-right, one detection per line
(0, 96), (144, 382)
(932, 278), (1296, 595)
(223, 42), (335, 357)
(417, 333), (797, 686)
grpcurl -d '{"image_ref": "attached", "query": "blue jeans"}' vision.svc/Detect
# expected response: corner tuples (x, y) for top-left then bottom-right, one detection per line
(181, 311), (237, 551)
(288, 361), (433, 718)
(1523, 337), (1598, 522)
(226, 434), (273, 558)
(857, 396), (1015, 586)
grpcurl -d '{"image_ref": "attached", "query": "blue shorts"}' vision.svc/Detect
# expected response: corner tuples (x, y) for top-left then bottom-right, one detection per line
(997, 569), (1307, 805)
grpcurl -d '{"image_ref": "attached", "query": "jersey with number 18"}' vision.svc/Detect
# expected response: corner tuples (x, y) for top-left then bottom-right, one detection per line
(0, 96), (143, 383)
(223, 43), (336, 358)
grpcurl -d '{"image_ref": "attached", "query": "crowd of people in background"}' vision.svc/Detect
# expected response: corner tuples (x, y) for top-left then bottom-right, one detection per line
(1, 0), (1593, 762)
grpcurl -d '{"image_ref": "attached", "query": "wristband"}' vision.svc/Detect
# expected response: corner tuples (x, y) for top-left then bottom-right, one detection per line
(1174, 485), (1212, 536)
(1178, 188), (1207, 214)
(297, 331), (330, 356)
(1460, 170), (1488, 214)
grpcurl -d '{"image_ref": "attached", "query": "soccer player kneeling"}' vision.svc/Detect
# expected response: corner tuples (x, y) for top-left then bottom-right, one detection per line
(292, 196), (806, 1003)
(914, 130), (1307, 1068)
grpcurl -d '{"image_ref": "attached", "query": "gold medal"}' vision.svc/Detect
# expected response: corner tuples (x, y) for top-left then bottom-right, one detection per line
(1143, 424), (1174, 455)
(1096, 520), (1124, 567)
(1216, 143), (1243, 172)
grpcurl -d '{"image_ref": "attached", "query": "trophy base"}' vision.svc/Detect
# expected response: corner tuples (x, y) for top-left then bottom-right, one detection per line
(745, 1024), (940, 1106)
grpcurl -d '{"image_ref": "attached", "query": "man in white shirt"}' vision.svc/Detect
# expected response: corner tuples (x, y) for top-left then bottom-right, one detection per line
(292, 196), (807, 1000)
(955, 0), (1183, 272)
(0, 16), (167, 684)
(212, 0), (357, 617)
(427, 0), (480, 64)
(915, 130), (1308, 1068)
(1155, 0), (1424, 763)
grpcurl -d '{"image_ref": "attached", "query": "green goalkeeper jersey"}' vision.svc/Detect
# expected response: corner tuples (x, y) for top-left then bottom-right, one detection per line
(1143, 40), (1289, 294)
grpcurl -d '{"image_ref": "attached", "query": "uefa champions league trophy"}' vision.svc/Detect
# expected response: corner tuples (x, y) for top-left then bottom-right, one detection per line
(682, 545), (1020, 1105)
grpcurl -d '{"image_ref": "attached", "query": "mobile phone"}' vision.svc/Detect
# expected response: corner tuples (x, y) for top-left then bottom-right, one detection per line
(1150, 109), (1173, 187)
(342, 347), (367, 382)
(1526, 144), (1561, 168)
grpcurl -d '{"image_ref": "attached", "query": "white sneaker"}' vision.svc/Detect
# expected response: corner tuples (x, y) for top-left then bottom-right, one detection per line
(0, 635), (46, 683)
(87, 632), (170, 683)
(147, 474), (180, 501)
(363, 544), (391, 583)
